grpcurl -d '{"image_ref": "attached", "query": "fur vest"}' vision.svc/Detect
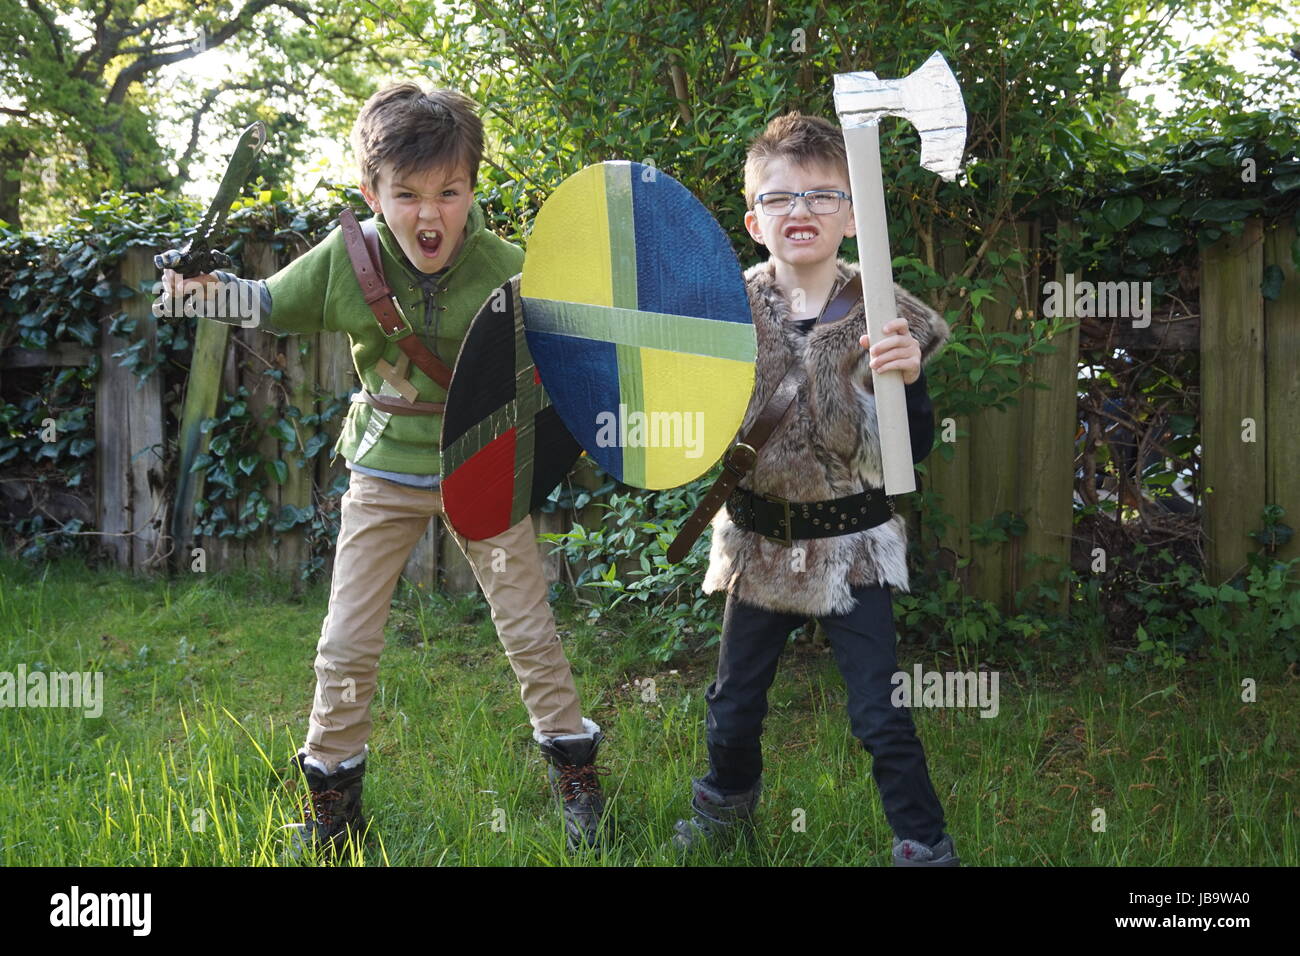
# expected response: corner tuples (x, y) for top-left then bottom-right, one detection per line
(701, 258), (951, 617)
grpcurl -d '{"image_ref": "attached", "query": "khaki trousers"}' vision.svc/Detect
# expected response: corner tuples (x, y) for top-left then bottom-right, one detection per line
(304, 470), (585, 769)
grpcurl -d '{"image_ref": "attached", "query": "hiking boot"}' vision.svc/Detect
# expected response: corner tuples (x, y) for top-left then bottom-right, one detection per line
(892, 832), (961, 866)
(285, 750), (367, 859)
(538, 731), (610, 852)
(671, 777), (761, 853)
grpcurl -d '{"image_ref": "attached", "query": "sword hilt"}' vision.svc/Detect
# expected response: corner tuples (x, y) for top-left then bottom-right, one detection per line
(154, 248), (186, 270)
(153, 243), (231, 277)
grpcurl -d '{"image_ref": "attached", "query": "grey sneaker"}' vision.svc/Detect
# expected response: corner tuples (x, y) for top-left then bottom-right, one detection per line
(892, 832), (961, 866)
(671, 777), (761, 853)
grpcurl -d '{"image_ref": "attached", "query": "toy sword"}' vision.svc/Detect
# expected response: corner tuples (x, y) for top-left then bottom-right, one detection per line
(155, 121), (268, 277)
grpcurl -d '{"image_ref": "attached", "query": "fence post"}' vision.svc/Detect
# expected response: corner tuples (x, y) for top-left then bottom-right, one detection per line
(205, 309), (244, 572)
(237, 242), (285, 576)
(1264, 219), (1300, 571)
(1201, 219), (1266, 585)
(207, 240), (320, 585)
(968, 221), (1036, 611)
(929, 225), (972, 588)
(279, 330), (314, 585)
(96, 247), (165, 570)
(172, 313), (231, 571)
(1017, 220), (1080, 613)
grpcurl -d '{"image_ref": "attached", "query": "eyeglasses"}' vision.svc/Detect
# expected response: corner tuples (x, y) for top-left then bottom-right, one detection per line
(754, 189), (851, 216)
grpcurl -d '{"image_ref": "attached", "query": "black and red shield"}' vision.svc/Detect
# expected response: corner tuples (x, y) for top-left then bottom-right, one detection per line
(440, 275), (583, 540)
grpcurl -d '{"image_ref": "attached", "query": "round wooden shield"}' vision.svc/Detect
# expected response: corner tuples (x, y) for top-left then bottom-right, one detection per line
(441, 275), (583, 540)
(520, 161), (754, 489)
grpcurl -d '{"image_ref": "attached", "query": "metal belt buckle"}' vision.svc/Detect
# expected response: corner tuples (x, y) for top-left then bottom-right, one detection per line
(725, 442), (757, 477)
(382, 298), (414, 342)
(755, 490), (793, 547)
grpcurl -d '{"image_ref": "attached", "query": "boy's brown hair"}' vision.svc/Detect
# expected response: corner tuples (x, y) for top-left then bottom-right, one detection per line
(352, 84), (484, 193)
(743, 111), (850, 209)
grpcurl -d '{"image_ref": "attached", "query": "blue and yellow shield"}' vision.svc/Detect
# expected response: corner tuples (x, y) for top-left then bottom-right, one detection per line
(521, 161), (755, 489)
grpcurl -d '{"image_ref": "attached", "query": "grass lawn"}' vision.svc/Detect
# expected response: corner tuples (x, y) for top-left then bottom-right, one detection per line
(0, 556), (1294, 866)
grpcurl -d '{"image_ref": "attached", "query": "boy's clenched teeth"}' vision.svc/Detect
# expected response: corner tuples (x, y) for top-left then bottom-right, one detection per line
(783, 225), (818, 241)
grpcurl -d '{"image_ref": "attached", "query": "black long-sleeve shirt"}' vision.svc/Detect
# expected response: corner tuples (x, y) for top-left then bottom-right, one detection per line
(904, 368), (935, 464)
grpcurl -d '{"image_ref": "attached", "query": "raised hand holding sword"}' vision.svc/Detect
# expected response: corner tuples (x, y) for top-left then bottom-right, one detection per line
(157, 121), (268, 303)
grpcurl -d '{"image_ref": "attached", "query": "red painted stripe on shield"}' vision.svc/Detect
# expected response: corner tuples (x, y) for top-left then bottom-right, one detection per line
(441, 427), (517, 540)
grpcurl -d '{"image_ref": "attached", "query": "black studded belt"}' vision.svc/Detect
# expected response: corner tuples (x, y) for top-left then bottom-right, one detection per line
(724, 485), (894, 547)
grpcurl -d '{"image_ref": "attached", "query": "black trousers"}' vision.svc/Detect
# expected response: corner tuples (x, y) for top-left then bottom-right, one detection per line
(702, 583), (948, 845)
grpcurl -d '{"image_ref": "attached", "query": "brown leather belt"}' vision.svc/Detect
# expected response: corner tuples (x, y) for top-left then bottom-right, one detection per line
(351, 390), (445, 416)
(666, 274), (865, 563)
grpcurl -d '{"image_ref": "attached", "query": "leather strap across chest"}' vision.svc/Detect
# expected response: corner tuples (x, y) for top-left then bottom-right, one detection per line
(666, 273), (864, 563)
(338, 207), (454, 391)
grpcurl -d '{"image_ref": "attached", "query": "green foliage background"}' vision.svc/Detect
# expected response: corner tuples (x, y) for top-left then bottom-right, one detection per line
(2, 0), (1299, 667)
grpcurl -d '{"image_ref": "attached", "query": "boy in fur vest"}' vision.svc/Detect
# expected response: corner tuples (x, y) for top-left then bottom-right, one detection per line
(672, 112), (959, 865)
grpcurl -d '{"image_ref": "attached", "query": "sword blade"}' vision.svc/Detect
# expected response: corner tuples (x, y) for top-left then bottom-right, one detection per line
(193, 121), (268, 243)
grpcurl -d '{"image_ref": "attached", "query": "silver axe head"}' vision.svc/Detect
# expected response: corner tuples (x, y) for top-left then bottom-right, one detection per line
(833, 51), (967, 181)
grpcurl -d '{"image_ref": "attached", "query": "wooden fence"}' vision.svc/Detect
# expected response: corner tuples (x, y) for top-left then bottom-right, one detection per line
(6, 218), (1299, 608)
(918, 217), (1300, 614)
(6, 239), (564, 594)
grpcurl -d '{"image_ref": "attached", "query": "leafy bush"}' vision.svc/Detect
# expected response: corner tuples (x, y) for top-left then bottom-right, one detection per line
(896, 507), (1300, 676)
(539, 468), (725, 661)
(0, 185), (365, 574)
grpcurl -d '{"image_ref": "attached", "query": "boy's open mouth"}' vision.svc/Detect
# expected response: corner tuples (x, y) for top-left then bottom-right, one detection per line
(416, 228), (443, 258)
(783, 224), (819, 242)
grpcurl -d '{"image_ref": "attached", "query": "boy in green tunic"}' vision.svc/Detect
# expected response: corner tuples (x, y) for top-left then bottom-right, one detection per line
(163, 84), (609, 855)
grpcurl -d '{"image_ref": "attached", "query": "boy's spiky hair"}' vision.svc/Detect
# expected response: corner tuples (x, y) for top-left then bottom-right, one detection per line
(743, 111), (850, 208)
(351, 84), (484, 194)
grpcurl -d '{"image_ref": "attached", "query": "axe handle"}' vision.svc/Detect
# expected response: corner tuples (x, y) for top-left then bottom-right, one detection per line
(843, 122), (916, 495)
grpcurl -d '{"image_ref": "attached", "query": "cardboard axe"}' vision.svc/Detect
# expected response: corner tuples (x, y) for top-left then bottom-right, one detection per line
(833, 51), (966, 494)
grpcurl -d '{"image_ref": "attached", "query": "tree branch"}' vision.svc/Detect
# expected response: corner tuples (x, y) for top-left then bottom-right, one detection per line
(117, 38), (207, 57)
(155, 73), (317, 193)
(24, 0), (64, 63)
(70, 0), (115, 79)
(105, 0), (313, 105)
(170, 86), (228, 190)
(115, 11), (181, 43)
